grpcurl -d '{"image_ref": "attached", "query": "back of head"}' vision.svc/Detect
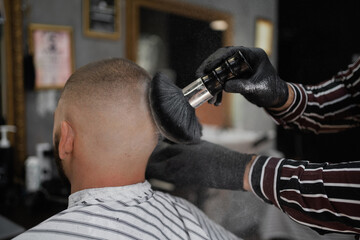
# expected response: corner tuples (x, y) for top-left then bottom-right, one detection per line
(55, 58), (158, 187)
(61, 58), (150, 111)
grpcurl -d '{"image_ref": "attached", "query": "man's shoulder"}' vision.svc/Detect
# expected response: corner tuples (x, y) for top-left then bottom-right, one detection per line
(153, 189), (190, 205)
(152, 190), (207, 216)
(12, 211), (69, 239)
(152, 190), (240, 240)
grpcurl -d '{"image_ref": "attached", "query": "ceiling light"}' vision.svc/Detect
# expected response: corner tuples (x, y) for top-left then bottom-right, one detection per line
(210, 20), (228, 31)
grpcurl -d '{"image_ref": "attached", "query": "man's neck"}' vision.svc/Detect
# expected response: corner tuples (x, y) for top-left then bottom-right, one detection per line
(70, 167), (146, 194)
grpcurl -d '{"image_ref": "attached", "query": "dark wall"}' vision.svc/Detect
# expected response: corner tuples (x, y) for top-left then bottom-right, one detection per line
(168, 14), (222, 89)
(277, 0), (360, 162)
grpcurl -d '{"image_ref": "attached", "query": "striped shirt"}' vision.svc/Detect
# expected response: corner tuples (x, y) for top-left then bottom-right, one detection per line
(251, 57), (360, 235)
(267, 56), (360, 133)
(13, 181), (239, 240)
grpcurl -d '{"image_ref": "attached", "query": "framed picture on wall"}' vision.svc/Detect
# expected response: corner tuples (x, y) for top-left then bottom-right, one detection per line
(29, 24), (74, 89)
(83, 0), (120, 40)
(254, 18), (273, 56)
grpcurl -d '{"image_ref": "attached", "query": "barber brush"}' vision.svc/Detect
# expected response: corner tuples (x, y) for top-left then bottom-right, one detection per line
(149, 50), (252, 144)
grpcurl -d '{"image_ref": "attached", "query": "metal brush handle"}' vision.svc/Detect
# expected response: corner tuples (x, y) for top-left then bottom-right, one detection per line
(183, 50), (253, 108)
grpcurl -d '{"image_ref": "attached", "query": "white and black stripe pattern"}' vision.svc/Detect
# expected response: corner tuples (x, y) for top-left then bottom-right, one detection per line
(13, 181), (240, 240)
(250, 155), (360, 234)
(267, 56), (360, 134)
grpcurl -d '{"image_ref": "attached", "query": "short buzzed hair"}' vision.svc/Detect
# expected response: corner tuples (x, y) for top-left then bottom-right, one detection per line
(60, 58), (152, 108)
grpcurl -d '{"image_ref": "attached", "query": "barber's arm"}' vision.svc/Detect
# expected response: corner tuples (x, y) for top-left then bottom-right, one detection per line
(146, 140), (254, 190)
(197, 46), (360, 133)
(146, 140), (360, 235)
(245, 154), (360, 235)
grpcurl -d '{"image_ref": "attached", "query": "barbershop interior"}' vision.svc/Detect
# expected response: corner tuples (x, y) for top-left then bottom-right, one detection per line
(1, 0), (360, 239)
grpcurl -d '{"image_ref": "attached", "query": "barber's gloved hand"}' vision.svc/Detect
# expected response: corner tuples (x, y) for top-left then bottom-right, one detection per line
(196, 46), (289, 108)
(146, 140), (254, 190)
(208, 91), (222, 106)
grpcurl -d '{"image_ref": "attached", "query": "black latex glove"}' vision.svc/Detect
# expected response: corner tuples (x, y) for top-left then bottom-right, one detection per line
(208, 91), (222, 106)
(146, 140), (254, 190)
(196, 46), (289, 108)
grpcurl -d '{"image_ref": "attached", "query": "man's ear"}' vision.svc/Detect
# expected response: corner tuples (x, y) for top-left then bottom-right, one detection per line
(59, 121), (75, 160)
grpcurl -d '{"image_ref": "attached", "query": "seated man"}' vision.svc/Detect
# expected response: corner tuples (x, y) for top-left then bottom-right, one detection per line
(14, 58), (239, 240)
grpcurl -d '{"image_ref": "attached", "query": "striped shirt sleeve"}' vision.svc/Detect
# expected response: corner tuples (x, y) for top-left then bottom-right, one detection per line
(266, 56), (360, 134)
(249, 155), (360, 234)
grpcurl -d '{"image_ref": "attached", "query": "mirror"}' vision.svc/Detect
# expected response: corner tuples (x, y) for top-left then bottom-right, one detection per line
(126, 0), (234, 126)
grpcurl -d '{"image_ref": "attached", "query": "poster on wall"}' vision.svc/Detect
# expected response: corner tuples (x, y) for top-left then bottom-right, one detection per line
(29, 24), (74, 89)
(83, 0), (120, 40)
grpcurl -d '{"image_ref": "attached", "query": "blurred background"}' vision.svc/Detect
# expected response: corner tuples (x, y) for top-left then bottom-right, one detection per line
(0, 0), (359, 239)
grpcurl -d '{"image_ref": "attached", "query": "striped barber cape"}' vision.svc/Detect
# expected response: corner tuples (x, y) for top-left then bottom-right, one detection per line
(13, 181), (240, 240)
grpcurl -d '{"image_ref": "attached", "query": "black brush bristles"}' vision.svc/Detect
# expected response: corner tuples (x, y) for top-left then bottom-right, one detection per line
(149, 72), (202, 144)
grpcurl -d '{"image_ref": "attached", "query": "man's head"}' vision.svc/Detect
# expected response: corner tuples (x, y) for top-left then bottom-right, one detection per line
(53, 58), (158, 193)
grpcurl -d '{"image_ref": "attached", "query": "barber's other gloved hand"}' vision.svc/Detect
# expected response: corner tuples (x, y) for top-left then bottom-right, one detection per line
(196, 46), (289, 108)
(146, 140), (254, 190)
